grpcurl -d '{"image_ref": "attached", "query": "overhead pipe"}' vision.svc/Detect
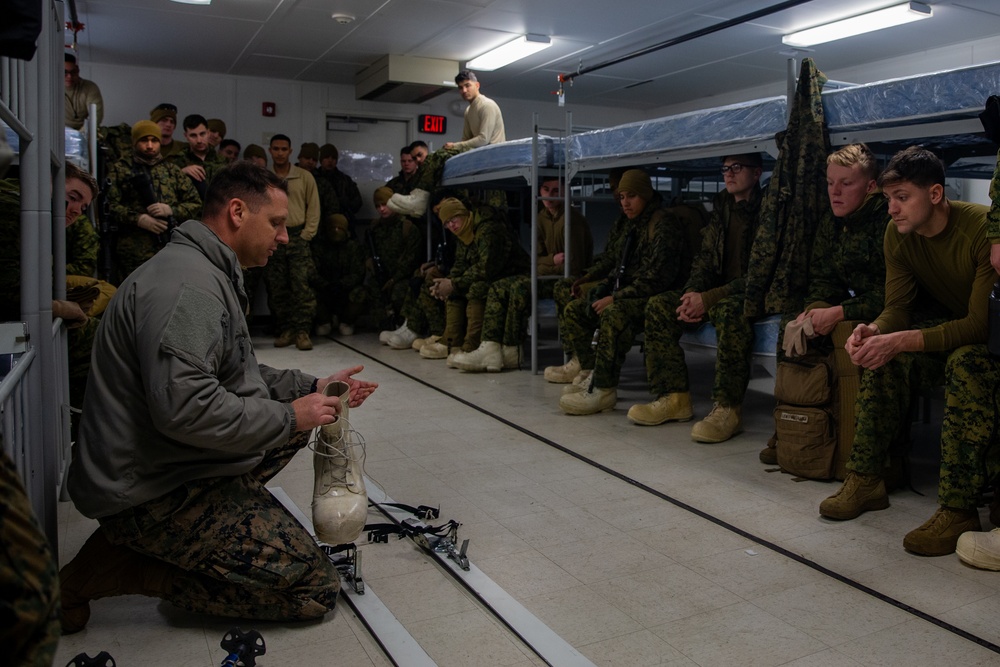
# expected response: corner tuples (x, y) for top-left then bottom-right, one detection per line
(557, 0), (816, 90)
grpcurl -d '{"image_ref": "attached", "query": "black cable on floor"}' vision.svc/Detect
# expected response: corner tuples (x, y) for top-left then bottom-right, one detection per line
(335, 339), (1000, 655)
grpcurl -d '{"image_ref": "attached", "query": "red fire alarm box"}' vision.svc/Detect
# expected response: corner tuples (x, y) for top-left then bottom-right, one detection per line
(418, 114), (446, 134)
(262, 102), (276, 117)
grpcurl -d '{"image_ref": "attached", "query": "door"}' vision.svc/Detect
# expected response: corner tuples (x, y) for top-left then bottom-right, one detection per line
(326, 115), (410, 222)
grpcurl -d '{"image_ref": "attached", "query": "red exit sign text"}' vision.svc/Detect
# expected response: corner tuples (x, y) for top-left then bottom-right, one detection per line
(419, 114), (447, 134)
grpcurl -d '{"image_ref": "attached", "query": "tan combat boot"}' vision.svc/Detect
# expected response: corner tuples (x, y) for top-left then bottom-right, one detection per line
(690, 403), (742, 443)
(957, 527), (1000, 570)
(562, 369), (594, 395)
(452, 341), (501, 372)
(412, 334), (440, 351)
(500, 344), (521, 370)
(274, 330), (295, 347)
(903, 506), (981, 556)
(819, 470), (889, 520)
(759, 434), (778, 465)
(544, 356), (581, 383)
(559, 387), (617, 415)
(312, 380), (368, 546)
(296, 331), (313, 350)
(60, 528), (175, 634)
(420, 341), (450, 359)
(626, 392), (694, 426)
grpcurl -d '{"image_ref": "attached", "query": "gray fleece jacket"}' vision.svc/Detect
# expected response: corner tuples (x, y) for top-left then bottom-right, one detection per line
(69, 220), (315, 519)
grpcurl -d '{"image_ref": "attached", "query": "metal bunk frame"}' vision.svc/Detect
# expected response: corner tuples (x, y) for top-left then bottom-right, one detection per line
(0, 0), (71, 550)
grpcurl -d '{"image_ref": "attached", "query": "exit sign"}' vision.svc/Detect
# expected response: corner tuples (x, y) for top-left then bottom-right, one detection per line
(419, 114), (447, 134)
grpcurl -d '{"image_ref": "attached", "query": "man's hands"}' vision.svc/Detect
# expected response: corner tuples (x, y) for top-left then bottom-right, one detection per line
(552, 252), (565, 268)
(147, 203), (173, 219)
(798, 305), (844, 337)
(676, 292), (706, 323)
(591, 295), (614, 315)
(430, 277), (454, 301)
(316, 365), (378, 408)
(295, 366), (378, 432)
(570, 276), (589, 299)
(845, 323), (921, 370)
(181, 165), (206, 181)
(137, 213), (168, 234)
(52, 300), (88, 328)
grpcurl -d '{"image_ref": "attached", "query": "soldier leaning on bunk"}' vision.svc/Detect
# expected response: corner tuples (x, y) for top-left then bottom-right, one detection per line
(106, 120), (202, 284)
(310, 212), (366, 337)
(627, 154), (763, 440)
(450, 177), (593, 373)
(417, 197), (529, 361)
(556, 169), (690, 416)
(359, 187), (424, 332)
(817, 146), (999, 558)
(760, 143), (889, 465)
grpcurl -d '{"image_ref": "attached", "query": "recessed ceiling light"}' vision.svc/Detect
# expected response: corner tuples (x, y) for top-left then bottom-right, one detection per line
(331, 13), (355, 25)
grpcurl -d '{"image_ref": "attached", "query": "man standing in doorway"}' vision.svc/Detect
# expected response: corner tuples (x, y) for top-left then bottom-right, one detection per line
(265, 134), (320, 351)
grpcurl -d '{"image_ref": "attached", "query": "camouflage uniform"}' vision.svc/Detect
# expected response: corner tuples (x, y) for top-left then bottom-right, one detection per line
(482, 275), (531, 345)
(97, 431), (339, 620)
(386, 168), (421, 195)
(362, 214), (424, 325)
(67, 214), (100, 278)
(165, 146), (228, 201)
(311, 225), (367, 327)
(315, 168), (363, 222)
(643, 188), (762, 404)
(265, 166), (320, 336)
(849, 202), (996, 510)
(442, 211), (529, 351)
(562, 197), (690, 389)
(107, 155), (202, 283)
(0, 449), (60, 666)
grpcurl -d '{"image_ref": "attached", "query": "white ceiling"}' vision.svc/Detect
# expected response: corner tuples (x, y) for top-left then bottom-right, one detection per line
(68, 0), (1000, 110)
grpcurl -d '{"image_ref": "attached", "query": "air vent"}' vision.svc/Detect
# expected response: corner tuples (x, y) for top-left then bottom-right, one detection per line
(356, 55), (458, 104)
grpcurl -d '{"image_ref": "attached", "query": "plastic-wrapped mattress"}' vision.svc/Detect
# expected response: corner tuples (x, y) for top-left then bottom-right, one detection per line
(441, 135), (563, 180)
(3, 124), (89, 171)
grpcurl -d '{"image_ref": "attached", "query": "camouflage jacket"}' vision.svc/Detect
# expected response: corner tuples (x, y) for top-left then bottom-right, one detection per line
(593, 195), (690, 300)
(803, 193), (888, 321)
(450, 214), (529, 295)
(165, 146), (227, 200)
(67, 215), (100, 278)
(386, 169), (420, 195)
(312, 233), (366, 293)
(685, 186), (762, 308)
(366, 215), (423, 285)
(315, 168), (363, 218)
(580, 211), (630, 285)
(107, 156), (202, 237)
(987, 148), (1000, 241)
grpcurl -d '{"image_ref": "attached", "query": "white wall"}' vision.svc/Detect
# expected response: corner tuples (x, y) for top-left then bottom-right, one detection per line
(85, 62), (646, 151)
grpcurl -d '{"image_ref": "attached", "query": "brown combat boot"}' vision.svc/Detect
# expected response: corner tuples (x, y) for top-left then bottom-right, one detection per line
(626, 392), (694, 426)
(60, 528), (175, 634)
(903, 506), (981, 556)
(295, 331), (313, 350)
(274, 330), (295, 347)
(819, 470), (889, 520)
(759, 433), (778, 465)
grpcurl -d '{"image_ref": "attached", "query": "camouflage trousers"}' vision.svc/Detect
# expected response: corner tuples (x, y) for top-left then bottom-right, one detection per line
(265, 229), (317, 334)
(400, 270), (446, 336)
(483, 275), (531, 346)
(443, 297), (485, 352)
(115, 227), (162, 285)
(562, 295), (647, 389)
(644, 291), (754, 406)
(0, 450), (60, 666)
(553, 278), (599, 355)
(99, 431), (339, 621)
(848, 343), (1000, 509)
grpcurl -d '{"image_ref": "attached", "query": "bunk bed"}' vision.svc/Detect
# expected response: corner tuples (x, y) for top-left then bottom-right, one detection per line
(439, 59), (1000, 377)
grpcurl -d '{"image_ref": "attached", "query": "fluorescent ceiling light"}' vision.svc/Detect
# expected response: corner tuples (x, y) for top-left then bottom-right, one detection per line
(782, 2), (931, 48)
(467, 34), (551, 71)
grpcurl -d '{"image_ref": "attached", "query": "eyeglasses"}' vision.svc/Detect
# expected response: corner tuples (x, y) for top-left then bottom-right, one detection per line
(720, 163), (753, 175)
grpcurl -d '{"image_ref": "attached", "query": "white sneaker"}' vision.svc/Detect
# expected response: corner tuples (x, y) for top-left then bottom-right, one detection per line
(387, 325), (420, 350)
(379, 320), (408, 345)
(315, 323), (333, 337)
(338, 322), (355, 336)
(311, 381), (368, 546)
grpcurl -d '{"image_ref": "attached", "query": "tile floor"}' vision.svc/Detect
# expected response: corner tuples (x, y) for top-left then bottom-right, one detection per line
(54, 332), (1000, 666)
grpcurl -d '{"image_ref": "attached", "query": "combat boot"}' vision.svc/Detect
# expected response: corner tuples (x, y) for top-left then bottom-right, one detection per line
(544, 356), (581, 383)
(274, 330), (295, 348)
(420, 340), (450, 359)
(819, 470), (889, 520)
(500, 344), (521, 370)
(412, 334), (440, 351)
(312, 380), (368, 546)
(759, 434), (778, 465)
(380, 320), (409, 345)
(296, 331), (313, 351)
(690, 403), (742, 443)
(627, 393), (694, 426)
(60, 528), (175, 634)
(559, 386), (617, 415)
(387, 188), (429, 218)
(452, 341), (500, 372)
(561, 369), (593, 395)
(957, 528), (1000, 570)
(903, 506), (981, 556)
(386, 324), (420, 350)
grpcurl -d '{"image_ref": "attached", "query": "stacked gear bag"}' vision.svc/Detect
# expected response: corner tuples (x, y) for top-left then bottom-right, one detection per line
(772, 321), (862, 480)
